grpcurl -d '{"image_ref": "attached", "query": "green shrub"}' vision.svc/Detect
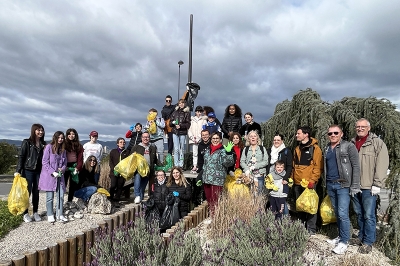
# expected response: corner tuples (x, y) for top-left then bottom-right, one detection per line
(204, 210), (309, 266)
(0, 200), (23, 239)
(88, 217), (202, 266)
(0, 142), (18, 174)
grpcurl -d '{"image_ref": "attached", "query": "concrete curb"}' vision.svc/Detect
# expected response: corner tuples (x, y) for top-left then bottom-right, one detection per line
(0, 175), (13, 183)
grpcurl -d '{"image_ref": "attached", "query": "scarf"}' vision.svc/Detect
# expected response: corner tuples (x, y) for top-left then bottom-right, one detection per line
(355, 134), (368, 151)
(270, 143), (286, 164)
(210, 143), (222, 154)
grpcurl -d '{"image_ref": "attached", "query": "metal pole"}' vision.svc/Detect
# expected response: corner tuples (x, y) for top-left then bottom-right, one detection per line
(188, 14), (193, 83)
(178, 61), (184, 99)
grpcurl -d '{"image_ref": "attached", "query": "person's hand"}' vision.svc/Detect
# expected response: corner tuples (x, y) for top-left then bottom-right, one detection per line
(224, 141), (234, 152)
(172, 191), (179, 197)
(307, 182), (315, 189)
(229, 171), (235, 177)
(371, 186), (380, 196)
(175, 125), (180, 129)
(282, 180), (288, 185)
(14, 172), (19, 177)
(245, 170), (250, 176)
(350, 188), (361, 197)
(249, 165), (255, 171)
(129, 124), (135, 131)
(196, 180), (202, 186)
(172, 120), (177, 125)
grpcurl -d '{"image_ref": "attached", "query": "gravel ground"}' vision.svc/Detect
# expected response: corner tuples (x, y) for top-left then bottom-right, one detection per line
(0, 192), (135, 261)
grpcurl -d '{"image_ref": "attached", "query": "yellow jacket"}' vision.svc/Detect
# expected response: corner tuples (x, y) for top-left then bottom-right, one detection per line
(292, 137), (323, 185)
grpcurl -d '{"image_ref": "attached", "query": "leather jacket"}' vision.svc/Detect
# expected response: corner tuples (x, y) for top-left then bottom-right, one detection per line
(16, 139), (46, 173)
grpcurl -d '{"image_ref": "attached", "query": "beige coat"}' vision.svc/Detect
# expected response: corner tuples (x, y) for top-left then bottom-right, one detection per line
(188, 116), (207, 144)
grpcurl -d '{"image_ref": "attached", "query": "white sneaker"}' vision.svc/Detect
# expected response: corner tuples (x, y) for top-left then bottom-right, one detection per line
(57, 215), (68, 223)
(332, 242), (348, 255)
(33, 212), (41, 222)
(76, 198), (87, 210)
(327, 236), (340, 245)
(134, 196), (141, 204)
(48, 215), (55, 223)
(23, 214), (32, 223)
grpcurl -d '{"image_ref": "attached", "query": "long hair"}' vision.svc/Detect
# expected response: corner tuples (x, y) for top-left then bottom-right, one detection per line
(65, 128), (82, 152)
(29, 124), (46, 144)
(224, 104), (242, 118)
(229, 132), (244, 149)
(166, 167), (188, 187)
(83, 155), (100, 173)
(50, 131), (65, 154)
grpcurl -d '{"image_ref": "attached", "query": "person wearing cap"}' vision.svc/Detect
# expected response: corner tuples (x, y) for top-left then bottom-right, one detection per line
(83, 131), (103, 184)
(202, 112), (221, 135)
(188, 106), (207, 173)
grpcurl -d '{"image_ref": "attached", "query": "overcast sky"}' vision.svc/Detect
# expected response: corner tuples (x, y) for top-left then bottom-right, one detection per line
(1, 0), (399, 141)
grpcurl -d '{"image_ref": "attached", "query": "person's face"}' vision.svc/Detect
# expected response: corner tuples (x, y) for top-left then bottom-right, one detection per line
(135, 125), (142, 131)
(296, 130), (308, 142)
(156, 171), (165, 182)
(178, 101), (185, 108)
(172, 169), (181, 182)
(117, 139), (126, 149)
(273, 136), (283, 148)
(201, 131), (210, 142)
(248, 133), (258, 145)
(67, 131), (76, 141)
(211, 134), (221, 146)
(229, 105), (236, 115)
(275, 164), (284, 173)
(89, 157), (97, 166)
(57, 134), (65, 144)
(244, 114), (253, 123)
(232, 135), (240, 145)
(195, 110), (202, 117)
(90, 136), (98, 142)
(35, 128), (44, 139)
(327, 127), (343, 145)
(208, 117), (215, 122)
(141, 133), (150, 145)
(165, 98), (172, 106)
(355, 120), (370, 138)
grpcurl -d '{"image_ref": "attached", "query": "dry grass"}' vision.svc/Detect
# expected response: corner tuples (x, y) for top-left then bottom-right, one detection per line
(99, 161), (110, 190)
(208, 192), (266, 239)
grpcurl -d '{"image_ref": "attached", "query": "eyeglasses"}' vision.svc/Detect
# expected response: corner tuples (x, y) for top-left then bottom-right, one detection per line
(355, 126), (368, 129)
(166, 99), (171, 102)
(142, 137), (150, 139)
(327, 132), (339, 136)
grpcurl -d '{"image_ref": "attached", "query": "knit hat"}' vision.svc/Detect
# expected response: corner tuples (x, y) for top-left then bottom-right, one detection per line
(207, 112), (216, 118)
(89, 131), (98, 137)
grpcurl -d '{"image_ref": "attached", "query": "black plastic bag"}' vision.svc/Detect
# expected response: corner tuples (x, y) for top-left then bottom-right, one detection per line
(144, 196), (160, 225)
(159, 193), (181, 230)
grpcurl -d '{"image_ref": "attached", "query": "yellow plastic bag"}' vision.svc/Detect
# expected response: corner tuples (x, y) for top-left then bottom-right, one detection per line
(97, 188), (110, 197)
(147, 112), (157, 134)
(224, 169), (251, 198)
(114, 153), (138, 179)
(8, 173), (29, 216)
(136, 153), (150, 177)
(320, 195), (336, 225)
(296, 188), (319, 214)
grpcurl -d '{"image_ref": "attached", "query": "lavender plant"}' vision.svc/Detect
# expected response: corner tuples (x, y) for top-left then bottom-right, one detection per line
(204, 210), (309, 266)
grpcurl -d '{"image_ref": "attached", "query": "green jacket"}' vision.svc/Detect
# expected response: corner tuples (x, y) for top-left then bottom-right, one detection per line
(351, 133), (389, 189)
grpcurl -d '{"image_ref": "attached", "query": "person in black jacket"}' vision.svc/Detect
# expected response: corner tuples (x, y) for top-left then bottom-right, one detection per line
(266, 133), (293, 214)
(239, 112), (262, 145)
(125, 123), (143, 152)
(109, 138), (131, 203)
(161, 95), (176, 155)
(153, 170), (168, 215)
(221, 104), (242, 145)
(15, 123), (46, 223)
(74, 155), (100, 205)
(166, 167), (192, 217)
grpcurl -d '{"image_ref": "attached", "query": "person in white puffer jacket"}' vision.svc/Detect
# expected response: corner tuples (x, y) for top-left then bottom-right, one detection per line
(188, 106), (207, 173)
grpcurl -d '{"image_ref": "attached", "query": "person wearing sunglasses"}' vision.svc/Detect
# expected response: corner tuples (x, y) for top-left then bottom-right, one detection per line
(323, 125), (360, 255)
(161, 95), (176, 155)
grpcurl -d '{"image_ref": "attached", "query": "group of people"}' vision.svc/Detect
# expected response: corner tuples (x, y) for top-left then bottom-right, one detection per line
(16, 93), (388, 257)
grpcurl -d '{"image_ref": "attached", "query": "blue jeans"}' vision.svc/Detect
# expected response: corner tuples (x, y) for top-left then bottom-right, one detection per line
(151, 138), (164, 163)
(74, 186), (97, 202)
(46, 182), (65, 218)
(94, 165), (101, 185)
(351, 189), (377, 245)
(173, 134), (186, 167)
(257, 175), (266, 196)
(134, 172), (149, 200)
(24, 170), (40, 214)
(327, 182), (351, 243)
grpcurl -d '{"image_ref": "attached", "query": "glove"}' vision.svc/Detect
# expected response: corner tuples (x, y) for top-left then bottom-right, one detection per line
(223, 141), (234, 152)
(350, 188), (361, 197)
(172, 191), (179, 197)
(229, 171), (235, 177)
(129, 124), (135, 131)
(114, 170), (119, 176)
(196, 180), (203, 186)
(14, 172), (19, 177)
(371, 186), (380, 196)
(52, 172), (59, 178)
(307, 182), (315, 189)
